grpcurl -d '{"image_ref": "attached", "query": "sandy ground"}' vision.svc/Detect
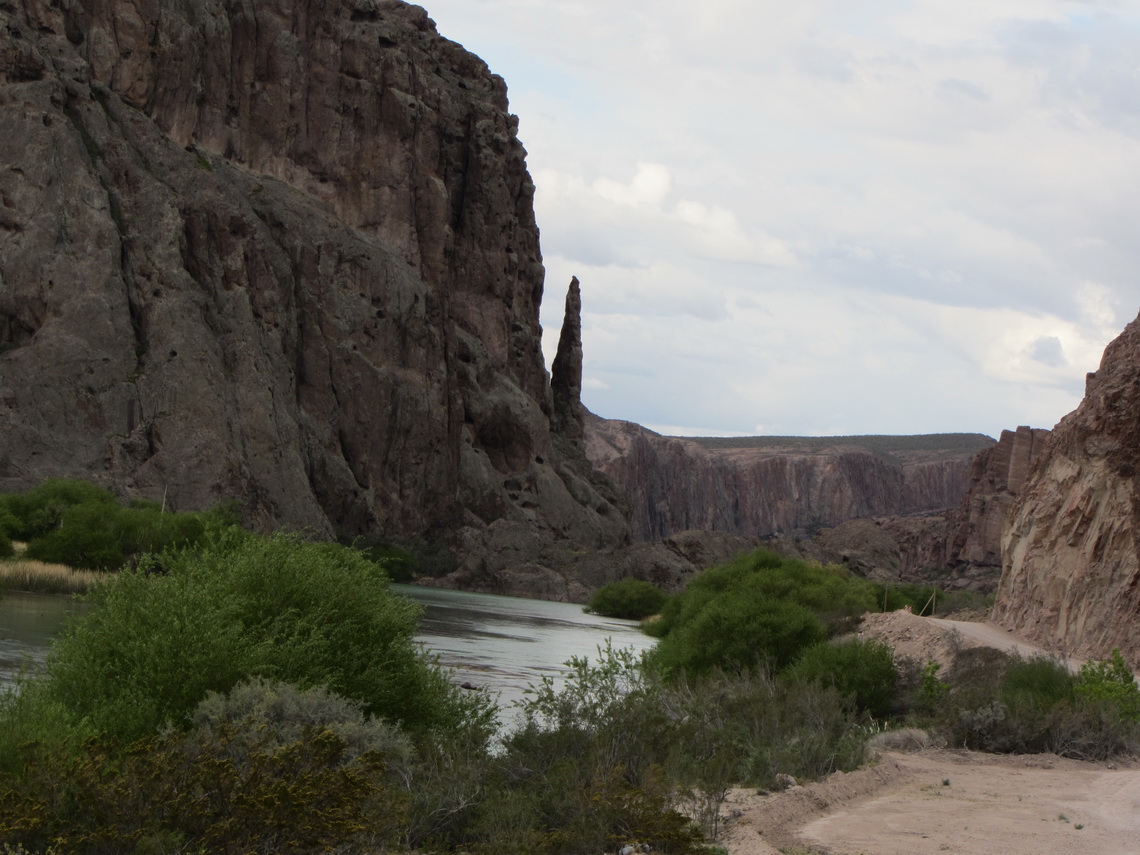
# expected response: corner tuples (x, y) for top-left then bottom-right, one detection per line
(717, 612), (1135, 855)
(721, 749), (1140, 855)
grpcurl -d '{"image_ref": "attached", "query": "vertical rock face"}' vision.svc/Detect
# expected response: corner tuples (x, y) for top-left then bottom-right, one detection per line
(0, 0), (627, 553)
(994, 311), (1140, 664)
(875, 425), (1051, 587)
(549, 276), (584, 448)
(585, 414), (990, 541)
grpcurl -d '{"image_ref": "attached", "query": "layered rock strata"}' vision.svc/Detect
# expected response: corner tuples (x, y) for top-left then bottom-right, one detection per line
(0, 0), (626, 561)
(586, 415), (992, 542)
(994, 311), (1140, 664)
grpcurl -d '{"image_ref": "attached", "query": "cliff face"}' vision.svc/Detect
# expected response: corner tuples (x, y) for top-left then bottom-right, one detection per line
(994, 311), (1140, 664)
(585, 414), (991, 541)
(0, 0), (626, 554)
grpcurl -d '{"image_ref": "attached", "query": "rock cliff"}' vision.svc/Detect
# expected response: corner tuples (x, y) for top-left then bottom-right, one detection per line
(0, 0), (627, 562)
(994, 311), (1140, 664)
(791, 426), (1050, 592)
(585, 415), (992, 541)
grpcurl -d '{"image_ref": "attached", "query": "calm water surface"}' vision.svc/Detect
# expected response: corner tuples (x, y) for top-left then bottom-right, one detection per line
(0, 586), (655, 716)
(395, 584), (656, 715)
(0, 591), (90, 686)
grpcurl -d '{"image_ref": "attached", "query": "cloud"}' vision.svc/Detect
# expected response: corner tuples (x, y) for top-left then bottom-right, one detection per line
(426, 0), (1136, 437)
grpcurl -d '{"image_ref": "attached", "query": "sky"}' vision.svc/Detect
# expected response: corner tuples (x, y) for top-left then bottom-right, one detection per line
(424, 1), (1140, 439)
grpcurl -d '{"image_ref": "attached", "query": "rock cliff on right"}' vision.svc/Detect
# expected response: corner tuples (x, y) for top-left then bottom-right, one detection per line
(993, 309), (1140, 665)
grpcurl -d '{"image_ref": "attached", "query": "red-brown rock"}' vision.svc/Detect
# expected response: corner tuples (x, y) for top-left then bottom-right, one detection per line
(994, 311), (1140, 664)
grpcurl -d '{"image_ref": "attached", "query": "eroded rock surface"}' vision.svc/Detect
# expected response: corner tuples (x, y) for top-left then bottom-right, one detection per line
(586, 415), (991, 542)
(994, 311), (1140, 664)
(0, 0), (627, 562)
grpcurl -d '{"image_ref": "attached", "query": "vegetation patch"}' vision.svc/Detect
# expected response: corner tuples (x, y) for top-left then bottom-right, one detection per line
(586, 578), (669, 620)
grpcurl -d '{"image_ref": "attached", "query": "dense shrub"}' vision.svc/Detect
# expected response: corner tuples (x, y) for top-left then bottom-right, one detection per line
(1075, 649), (1140, 721)
(31, 530), (493, 744)
(0, 682), (410, 854)
(648, 550), (877, 641)
(786, 639), (898, 719)
(920, 649), (1140, 759)
(587, 579), (669, 620)
(650, 591), (825, 677)
(0, 479), (117, 541)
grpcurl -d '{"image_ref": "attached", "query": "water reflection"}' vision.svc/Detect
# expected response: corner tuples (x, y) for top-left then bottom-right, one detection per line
(0, 591), (89, 687)
(395, 585), (656, 717)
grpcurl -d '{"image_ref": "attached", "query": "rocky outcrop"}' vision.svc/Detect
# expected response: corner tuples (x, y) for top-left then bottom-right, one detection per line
(994, 311), (1140, 665)
(771, 426), (1050, 593)
(0, 0), (627, 561)
(586, 415), (992, 541)
(549, 276), (585, 448)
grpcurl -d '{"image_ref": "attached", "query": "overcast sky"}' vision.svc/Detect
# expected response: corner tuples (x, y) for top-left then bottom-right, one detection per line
(424, 1), (1139, 439)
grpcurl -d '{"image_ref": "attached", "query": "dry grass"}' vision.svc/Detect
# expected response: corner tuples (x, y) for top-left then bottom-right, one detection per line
(0, 559), (104, 595)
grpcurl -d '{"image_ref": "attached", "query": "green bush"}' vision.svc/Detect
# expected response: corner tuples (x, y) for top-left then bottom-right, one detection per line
(33, 529), (494, 744)
(919, 650), (1140, 759)
(786, 639), (898, 719)
(0, 684), (409, 854)
(586, 579), (669, 620)
(0, 479), (117, 541)
(650, 591), (825, 677)
(22, 499), (226, 571)
(1075, 649), (1140, 721)
(648, 549), (877, 642)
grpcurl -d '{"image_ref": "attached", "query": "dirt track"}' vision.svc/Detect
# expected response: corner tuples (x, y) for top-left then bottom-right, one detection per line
(721, 749), (1140, 855)
(719, 612), (1134, 855)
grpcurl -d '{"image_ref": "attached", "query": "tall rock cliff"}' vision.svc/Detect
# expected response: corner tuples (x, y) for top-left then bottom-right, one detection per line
(994, 310), (1140, 664)
(585, 415), (992, 541)
(0, 0), (627, 558)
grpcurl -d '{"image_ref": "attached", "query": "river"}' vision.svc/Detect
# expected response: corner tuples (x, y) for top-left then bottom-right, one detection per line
(0, 585), (655, 719)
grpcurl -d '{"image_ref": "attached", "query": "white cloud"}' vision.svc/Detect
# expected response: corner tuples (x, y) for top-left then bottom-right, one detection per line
(425, 0), (1138, 437)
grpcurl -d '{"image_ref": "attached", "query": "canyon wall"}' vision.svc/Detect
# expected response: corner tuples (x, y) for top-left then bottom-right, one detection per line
(0, 0), (628, 567)
(994, 311), (1140, 664)
(586, 414), (992, 542)
(800, 425), (1050, 592)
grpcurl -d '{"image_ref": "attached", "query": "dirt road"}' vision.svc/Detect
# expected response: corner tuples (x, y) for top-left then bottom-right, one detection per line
(718, 612), (1131, 855)
(722, 750), (1140, 855)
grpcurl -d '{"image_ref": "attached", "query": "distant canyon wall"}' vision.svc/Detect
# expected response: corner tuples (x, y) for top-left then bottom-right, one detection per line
(585, 414), (992, 542)
(994, 310), (1140, 664)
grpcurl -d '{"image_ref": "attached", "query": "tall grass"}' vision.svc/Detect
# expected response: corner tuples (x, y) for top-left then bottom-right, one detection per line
(0, 560), (101, 595)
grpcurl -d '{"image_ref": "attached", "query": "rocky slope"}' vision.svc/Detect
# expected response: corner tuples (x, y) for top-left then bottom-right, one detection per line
(994, 310), (1140, 664)
(796, 426), (1049, 592)
(0, 0), (628, 564)
(586, 415), (992, 541)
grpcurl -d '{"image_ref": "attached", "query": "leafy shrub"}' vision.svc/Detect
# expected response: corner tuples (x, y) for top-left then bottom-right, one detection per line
(0, 694), (407, 855)
(650, 589), (825, 678)
(0, 480), (117, 541)
(35, 530), (493, 744)
(587, 579), (669, 620)
(786, 639), (898, 719)
(647, 549), (877, 644)
(1075, 649), (1140, 721)
(920, 649), (1140, 759)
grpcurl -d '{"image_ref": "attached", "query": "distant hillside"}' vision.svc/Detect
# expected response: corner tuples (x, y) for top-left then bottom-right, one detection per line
(586, 415), (992, 541)
(686, 433), (996, 464)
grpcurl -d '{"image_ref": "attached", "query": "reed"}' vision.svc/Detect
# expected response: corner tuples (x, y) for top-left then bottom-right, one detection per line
(0, 560), (104, 595)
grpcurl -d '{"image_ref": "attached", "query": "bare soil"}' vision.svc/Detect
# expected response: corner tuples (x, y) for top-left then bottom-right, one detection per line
(721, 749), (1140, 855)
(718, 612), (1136, 855)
